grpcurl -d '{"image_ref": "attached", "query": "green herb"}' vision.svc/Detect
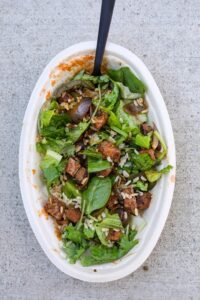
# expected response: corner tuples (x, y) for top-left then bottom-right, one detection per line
(83, 177), (112, 215)
(81, 229), (138, 266)
(63, 241), (86, 264)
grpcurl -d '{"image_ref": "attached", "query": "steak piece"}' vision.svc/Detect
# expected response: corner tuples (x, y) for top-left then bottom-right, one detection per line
(98, 141), (121, 162)
(106, 195), (120, 212)
(92, 110), (108, 130)
(44, 197), (66, 221)
(107, 230), (122, 241)
(65, 157), (81, 177)
(136, 192), (152, 210)
(140, 123), (153, 135)
(98, 167), (112, 177)
(75, 167), (89, 187)
(65, 208), (81, 223)
(123, 187), (137, 214)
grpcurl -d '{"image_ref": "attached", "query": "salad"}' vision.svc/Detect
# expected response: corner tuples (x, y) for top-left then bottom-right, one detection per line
(36, 66), (172, 266)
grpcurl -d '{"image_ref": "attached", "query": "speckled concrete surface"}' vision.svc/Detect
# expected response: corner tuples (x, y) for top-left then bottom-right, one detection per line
(0, 0), (200, 299)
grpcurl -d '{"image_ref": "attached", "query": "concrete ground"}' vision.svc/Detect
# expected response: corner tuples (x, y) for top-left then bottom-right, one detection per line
(0, 0), (199, 299)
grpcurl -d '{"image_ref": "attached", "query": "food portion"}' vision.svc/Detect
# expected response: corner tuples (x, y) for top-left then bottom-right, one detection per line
(36, 66), (172, 266)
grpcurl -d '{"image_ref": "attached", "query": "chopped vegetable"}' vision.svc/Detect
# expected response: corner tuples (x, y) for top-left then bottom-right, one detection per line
(37, 66), (172, 266)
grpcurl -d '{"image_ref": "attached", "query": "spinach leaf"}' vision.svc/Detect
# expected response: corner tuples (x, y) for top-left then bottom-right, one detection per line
(87, 157), (111, 173)
(83, 177), (112, 215)
(117, 82), (141, 99)
(108, 67), (146, 95)
(131, 153), (155, 171)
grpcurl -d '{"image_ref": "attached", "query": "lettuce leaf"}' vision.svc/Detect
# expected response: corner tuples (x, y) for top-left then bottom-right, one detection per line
(108, 66), (146, 95)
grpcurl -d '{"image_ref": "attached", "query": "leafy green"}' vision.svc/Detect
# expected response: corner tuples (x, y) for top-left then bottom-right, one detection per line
(99, 213), (123, 229)
(110, 125), (128, 138)
(40, 110), (55, 128)
(154, 131), (167, 161)
(133, 180), (148, 191)
(88, 157), (111, 173)
(62, 224), (84, 244)
(81, 229), (138, 266)
(108, 66), (146, 95)
(36, 138), (75, 157)
(116, 101), (139, 133)
(65, 121), (89, 143)
(73, 70), (110, 84)
(117, 82), (141, 99)
(39, 113), (70, 138)
(135, 133), (151, 149)
(131, 153), (155, 171)
(62, 181), (81, 199)
(63, 241), (86, 264)
(95, 226), (110, 246)
(81, 149), (102, 159)
(83, 177), (112, 215)
(83, 227), (95, 239)
(145, 165), (172, 182)
(108, 111), (122, 129)
(101, 81), (119, 110)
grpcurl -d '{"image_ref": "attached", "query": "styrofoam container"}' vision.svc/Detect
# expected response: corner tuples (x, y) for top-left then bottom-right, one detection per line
(19, 41), (176, 282)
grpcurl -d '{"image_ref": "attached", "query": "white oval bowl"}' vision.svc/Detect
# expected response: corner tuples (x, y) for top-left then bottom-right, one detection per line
(19, 41), (176, 282)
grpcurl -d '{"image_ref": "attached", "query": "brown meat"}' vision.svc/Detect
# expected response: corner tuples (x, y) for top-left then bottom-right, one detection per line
(98, 167), (112, 177)
(92, 110), (108, 130)
(140, 149), (156, 160)
(98, 141), (121, 162)
(65, 158), (81, 176)
(106, 195), (120, 212)
(75, 167), (89, 187)
(44, 197), (66, 221)
(123, 187), (137, 214)
(107, 230), (122, 241)
(58, 92), (74, 104)
(136, 192), (152, 210)
(65, 208), (81, 223)
(140, 123), (153, 135)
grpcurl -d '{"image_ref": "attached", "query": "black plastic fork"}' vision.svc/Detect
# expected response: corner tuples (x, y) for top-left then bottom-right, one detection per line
(92, 0), (116, 76)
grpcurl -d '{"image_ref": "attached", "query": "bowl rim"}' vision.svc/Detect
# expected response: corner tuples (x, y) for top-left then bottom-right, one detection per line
(19, 41), (176, 282)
